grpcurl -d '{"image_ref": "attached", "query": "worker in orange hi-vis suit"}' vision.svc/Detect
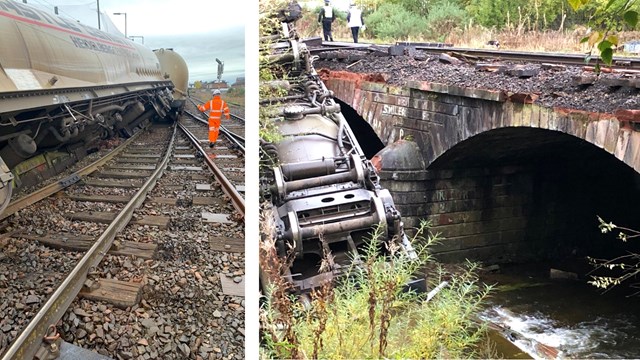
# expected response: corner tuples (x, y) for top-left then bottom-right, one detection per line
(198, 89), (230, 148)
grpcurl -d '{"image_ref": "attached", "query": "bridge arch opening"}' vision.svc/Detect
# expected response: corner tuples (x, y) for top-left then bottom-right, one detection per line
(426, 127), (640, 263)
(335, 98), (384, 159)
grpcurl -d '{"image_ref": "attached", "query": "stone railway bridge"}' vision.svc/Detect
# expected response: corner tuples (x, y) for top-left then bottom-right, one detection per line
(321, 69), (640, 264)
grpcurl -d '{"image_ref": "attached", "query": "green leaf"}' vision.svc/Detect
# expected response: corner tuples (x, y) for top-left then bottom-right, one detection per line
(580, 36), (590, 44)
(598, 40), (613, 52)
(604, 0), (617, 10)
(567, 0), (585, 11)
(601, 47), (614, 65)
(606, 35), (619, 46)
(624, 10), (639, 28)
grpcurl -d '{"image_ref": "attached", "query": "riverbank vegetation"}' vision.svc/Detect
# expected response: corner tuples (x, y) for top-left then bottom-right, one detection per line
(259, 218), (494, 359)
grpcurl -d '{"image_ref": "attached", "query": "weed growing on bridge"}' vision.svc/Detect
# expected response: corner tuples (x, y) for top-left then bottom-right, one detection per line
(259, 220), (494, 359)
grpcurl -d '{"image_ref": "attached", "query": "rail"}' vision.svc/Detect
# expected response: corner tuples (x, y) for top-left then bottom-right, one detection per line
(177, 122), (245, 218)
(0, 131), (143, 221)
(312, 40), (640, 69)
(2, 125), (177, 359)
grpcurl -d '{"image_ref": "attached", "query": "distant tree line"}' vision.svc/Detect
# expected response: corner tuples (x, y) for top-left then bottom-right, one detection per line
(351, 0), (638, 41)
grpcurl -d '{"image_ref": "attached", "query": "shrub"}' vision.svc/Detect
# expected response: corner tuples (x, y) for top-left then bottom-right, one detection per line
(259, 220), (493, 359)
(259, 0), (289, 144)
(365, 3), (429, 40)
(426, 1), (467, 39)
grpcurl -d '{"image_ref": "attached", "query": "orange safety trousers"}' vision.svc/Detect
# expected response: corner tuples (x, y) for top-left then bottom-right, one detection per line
(198, 97), (230, 143)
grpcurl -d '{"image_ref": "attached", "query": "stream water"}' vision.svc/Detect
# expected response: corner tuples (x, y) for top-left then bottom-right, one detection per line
(479, 263), (640, 359)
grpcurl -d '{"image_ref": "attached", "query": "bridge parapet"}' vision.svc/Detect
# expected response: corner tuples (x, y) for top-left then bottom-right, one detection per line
(324, 70), (630, 168)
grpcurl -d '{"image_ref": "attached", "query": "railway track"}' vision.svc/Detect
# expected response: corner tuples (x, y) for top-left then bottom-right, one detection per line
(227, 102), (246, 118)
(312, 40), (640, 69)
(188, 98), (246, 154)
(0, 119), (245, 359)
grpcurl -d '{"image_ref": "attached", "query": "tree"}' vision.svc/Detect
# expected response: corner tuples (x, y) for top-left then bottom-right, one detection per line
(588, 217), (640, 294)
(365, 3), (430, 39)
(568, 0), (639, 65)
(426, 0), (467, 38)
(466, 0), (521, 29)
(359, 0), (386, 12)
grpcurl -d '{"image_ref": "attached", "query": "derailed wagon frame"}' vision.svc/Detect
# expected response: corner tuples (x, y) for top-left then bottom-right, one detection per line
(260, 7), (418, 293)
(0, 0), (188, 216)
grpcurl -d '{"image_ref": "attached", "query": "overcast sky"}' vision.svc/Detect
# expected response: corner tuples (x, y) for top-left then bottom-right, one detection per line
(24, 0), (245, 84)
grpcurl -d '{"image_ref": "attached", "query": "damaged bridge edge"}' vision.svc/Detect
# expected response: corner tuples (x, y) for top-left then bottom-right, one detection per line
(321, 69), (640, 175)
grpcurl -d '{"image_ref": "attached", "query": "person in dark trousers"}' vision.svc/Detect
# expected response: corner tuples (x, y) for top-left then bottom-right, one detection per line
(347, 3), (364, 43)
(318, 0), (335, 42)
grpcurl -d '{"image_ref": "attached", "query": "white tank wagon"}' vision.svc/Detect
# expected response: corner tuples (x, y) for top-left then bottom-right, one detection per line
(0, 0), (188, 214)
(154, 48), (189, 121)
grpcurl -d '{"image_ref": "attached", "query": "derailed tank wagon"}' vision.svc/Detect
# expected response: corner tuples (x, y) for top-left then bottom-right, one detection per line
(0, 0), (188, 214)
(260, 6), (418, 293)
(154, 47), (189, 121)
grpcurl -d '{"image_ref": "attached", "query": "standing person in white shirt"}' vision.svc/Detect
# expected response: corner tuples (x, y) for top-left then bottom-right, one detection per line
(347, 3), (364, 43)
(318, 0), (335, 41)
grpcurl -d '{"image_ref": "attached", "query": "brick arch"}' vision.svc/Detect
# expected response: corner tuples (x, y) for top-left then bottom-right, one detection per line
(323, 70), (640, 264)
(334, 98), (385, 159)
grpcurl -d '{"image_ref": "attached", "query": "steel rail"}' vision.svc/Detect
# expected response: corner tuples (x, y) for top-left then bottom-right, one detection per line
(222, 130), (246, 153)
(2, 125), (177, 360)
(185, 110), (245, 153)
(315, 41), (640, 69)
(227, 100), (244, 107)
(177, 122), (244, 218)
(411, 46), (640, 68)
(0, 131), (143, 221)
(231, 113), (245, 123)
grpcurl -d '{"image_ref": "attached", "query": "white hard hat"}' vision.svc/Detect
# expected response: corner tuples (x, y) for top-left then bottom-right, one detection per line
(212, 89), (221, 96)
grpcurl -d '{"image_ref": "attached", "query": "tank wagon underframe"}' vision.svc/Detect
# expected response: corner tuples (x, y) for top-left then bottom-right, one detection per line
(0, 81), (174, 168)
(0, 0), (188, 216)
(261, 11), (417, 294)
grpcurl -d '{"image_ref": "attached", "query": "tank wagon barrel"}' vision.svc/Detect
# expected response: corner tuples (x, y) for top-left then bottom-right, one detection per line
(260, 4), (418, 293)
(0, 0), (188, 215)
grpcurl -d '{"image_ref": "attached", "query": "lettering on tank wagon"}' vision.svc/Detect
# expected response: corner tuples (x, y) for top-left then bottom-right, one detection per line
(69, 36), (134, 57)
(0, 0), (81, 32)
(0, 0), (136, 57)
